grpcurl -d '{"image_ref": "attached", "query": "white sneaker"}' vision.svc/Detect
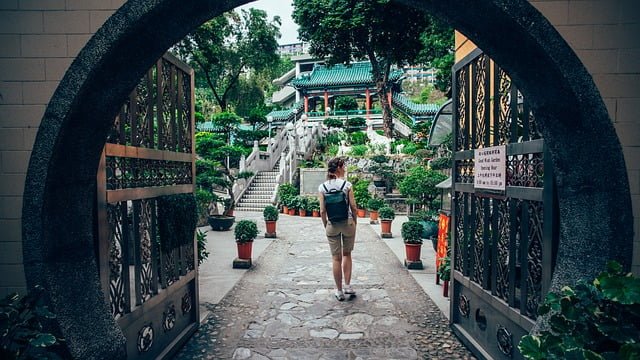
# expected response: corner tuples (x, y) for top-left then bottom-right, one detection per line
(344, 285), (355, 295)
(334, 290), (345, 301)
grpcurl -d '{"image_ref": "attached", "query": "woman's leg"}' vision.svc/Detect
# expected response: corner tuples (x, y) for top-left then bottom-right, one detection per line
(342, 251), (352, 286)
(332, 254), (343, 291)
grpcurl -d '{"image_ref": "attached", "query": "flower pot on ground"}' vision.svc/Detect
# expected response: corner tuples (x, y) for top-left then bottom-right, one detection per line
(353, 179), (371, 218)
(307, 196), (321, 217)
(208, 214), (235, 231)
(402, 220), (424, 270)
(263, 205), (278, 238)
(367, 197), (385, 224)
(378, 206), (395, 238)
(233, 220), (258, 268)
(356, 208), (366, 218)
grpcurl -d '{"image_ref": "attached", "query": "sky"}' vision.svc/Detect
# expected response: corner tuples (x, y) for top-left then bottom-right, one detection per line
(237, 0), (299, 45)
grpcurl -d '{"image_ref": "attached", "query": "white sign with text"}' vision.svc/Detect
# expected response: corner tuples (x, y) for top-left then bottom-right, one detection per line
(474, 145), (506, 191)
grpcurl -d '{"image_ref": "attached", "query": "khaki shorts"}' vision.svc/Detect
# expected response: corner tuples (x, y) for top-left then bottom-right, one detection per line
(326, 218), (356, 256)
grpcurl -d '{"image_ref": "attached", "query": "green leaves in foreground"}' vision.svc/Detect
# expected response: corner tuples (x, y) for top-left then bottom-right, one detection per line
(518, 261), (640, 360)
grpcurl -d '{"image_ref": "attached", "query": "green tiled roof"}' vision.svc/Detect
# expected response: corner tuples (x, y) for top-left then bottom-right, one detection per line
(291, 62), (403, 89)
(392, 93), (439, 116)
(266, 101), (304, 122)
(196, 122), (253, 133)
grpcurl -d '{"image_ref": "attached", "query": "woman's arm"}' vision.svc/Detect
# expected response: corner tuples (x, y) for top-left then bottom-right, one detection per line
(348, 188), (357, 222)
(319, 192), (327, 228)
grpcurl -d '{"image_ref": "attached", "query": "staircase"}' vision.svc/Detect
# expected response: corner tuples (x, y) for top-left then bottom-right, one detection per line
(235, 164), (279, 212)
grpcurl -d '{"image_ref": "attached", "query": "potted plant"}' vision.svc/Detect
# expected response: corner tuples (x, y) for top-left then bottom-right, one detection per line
(402, 220), (424, 269)
(308, 196), (321, 217)
(288, 195), (301, 216)
(353, 179), (371, 217)
(378, 206), (395, 238)
(263, 205), (278, 238)
(277, 183), (297, 214)
(409, 210), (440, 250)
(233, 220), (258, 268)
(367, 197), (385, 223)
(437, 256), (451, 297)
(369, 154), (393, 190)
(298, 196), (309, 217)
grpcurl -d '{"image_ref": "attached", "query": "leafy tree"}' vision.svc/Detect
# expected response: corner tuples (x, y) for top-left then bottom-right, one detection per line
(176, 9), (281, 112)
(399, 165), (447, 209)
(416, 18), (454, 92)
(334, 96), (358, 111)
(293, 0), (432, 137)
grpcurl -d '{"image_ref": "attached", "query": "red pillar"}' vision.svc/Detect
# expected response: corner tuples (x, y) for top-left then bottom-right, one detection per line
(324, 90), (329, 114)
(365, 89), (371, 119)
(304, 95), (309, 113)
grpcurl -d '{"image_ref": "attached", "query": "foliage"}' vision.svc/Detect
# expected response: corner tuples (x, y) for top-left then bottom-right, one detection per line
(291, 195), (305, 211)
(1, 285), (65, 360)
(367, 197), (385, 211)
(437, 256), (451, 281)
(401, 221), (424, 244)
(349, 145), (368, 157)
(277, 183), (298, 207)
(196, 188), (214, 224)
(263, 205), (279, 221)
(323, 118), (343, 128)
(378, 206), (395, 220)
(402, 142), (418, 155)
(429, 156), (452, 170)
(518, 261), (640, 360)
(235, 129), (268, 147)
(307, 196), (321, 212)
(157, 194), (198, 253)
(246, 108), (267, 130)
(299, 159), (324, 168)
(211, 112), (241, 143)
(370, 154), (388, 164)
(408, 209), (438, 222)
(399, 166), (447, 208)
(349, 131), (368, 145)
(175, 9), (281, 111)
(334, 96), (358, 111)
(234, 220), (259, 243)
(352, 179), (372, 209)
(196, 230), (209, 266)
(324, 132), (345, 146)
(414, 149), (432, 162)
(293, 0), (435, 137)
(416, 17), (455, 92)
(327, 144), (339, 157)
(345, 117), (367, 133)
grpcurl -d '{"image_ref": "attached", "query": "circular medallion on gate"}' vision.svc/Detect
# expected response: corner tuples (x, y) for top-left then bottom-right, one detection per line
(458, 294), (470, 317)
(137, 323), (154, 353)
(163, 305), (176, 332)
(497, 325), (513, 356)
(181, 291), (192, 315)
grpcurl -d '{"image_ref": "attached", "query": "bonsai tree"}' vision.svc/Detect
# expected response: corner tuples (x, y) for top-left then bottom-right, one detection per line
(399, 165), (447, 211)
(234, 220), (258, 244)
(263, 205), (279, 221)
(378, 206), (395, 221)
(401, 221), (424, 245)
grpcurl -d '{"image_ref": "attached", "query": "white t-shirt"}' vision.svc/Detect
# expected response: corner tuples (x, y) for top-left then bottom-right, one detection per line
(318, 178), (353, 217)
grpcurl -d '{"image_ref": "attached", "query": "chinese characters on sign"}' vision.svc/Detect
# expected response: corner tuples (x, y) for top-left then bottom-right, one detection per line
(474, 145), (506, 191)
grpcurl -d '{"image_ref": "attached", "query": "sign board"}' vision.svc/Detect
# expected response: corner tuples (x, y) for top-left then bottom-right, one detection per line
(474, 145), (506, 191)
(300, 168), (327, 195)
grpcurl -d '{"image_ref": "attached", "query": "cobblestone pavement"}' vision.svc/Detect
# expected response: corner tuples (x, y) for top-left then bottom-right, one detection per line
(174, 215), (475, 360)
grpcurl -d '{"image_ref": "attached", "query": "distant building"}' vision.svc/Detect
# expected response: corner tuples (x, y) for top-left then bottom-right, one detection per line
(277, 42), (309, 56)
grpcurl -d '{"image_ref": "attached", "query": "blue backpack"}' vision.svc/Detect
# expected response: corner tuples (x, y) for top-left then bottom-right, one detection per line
(323, 182), (349, 222)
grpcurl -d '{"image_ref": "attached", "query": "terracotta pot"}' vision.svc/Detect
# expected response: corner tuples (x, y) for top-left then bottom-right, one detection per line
(369, 210), (379, 221)
(380, 219), (392, 233)
(237, 241), (253, 260)
(443, 280), (449, 297)
(405, 243), (422, 262)
(312, 210), (320, 217)
(299, 209), (307, 217)
(280, 206), (285, 213)
(357, 208), (366, 218)
(265, 220), (276, 234)
(283, 206), (289, 213)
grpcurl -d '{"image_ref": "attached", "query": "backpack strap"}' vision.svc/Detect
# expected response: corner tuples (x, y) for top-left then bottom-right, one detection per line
(322, 183), (329, 192)
(339, 181), (346, 191)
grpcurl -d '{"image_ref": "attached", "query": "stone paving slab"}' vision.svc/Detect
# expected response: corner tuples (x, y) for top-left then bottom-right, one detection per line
(174, 215), (474, 359)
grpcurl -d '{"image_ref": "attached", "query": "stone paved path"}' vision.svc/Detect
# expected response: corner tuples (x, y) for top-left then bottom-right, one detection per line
(174, 215), (474, 359)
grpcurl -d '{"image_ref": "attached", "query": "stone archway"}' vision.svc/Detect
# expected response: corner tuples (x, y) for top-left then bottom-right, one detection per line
(22, 0), (633, 358)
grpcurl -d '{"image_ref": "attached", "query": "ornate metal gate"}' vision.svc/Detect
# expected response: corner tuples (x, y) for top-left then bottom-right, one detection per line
(96, 53), (198, 359)
(450, 49), (558, 359)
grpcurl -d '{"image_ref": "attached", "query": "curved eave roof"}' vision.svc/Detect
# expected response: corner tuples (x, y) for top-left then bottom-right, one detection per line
(392, 93), (439, 116)
(266, 101), (305, 122)
(291, 62), (403, 89)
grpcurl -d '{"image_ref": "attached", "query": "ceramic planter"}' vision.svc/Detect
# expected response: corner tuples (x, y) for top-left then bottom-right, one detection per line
(265, 220), (277, 238)
(237, 242), (253, 260)
(405, 243), (422, 262)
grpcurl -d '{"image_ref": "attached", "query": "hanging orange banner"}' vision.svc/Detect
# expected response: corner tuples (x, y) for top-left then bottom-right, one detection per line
(436, 213), (450, 270)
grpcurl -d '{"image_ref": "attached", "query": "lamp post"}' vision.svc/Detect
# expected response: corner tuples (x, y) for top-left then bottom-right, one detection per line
(266, 115), (273, 140)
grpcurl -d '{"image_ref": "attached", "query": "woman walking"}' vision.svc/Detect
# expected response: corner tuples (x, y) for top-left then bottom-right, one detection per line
(318, 157), (358, 301)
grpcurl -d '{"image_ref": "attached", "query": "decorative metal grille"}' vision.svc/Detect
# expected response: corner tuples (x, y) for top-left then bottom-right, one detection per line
(106, 157), (192, 190)
(108, 203), (127, 319)
(451, 50), (557, 358)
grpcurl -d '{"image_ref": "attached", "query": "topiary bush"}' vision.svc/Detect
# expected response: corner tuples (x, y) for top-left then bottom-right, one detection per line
(518, 261), (640, 360)
(263, 205), (279, 221)
(378, 206), (395, 220)
(234, 220), (258, 244)
(367, 197), (385, 211)
(401, 221), (424, 244)
(323, 118), (343, 128)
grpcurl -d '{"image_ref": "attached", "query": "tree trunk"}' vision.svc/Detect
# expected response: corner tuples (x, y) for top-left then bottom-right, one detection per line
(377, 81), (394, 138)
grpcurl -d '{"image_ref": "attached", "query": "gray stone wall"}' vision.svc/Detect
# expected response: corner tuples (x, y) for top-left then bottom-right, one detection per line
(0, 0), (638, 300)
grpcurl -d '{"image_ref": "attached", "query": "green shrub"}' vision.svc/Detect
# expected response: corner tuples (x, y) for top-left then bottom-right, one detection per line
(429, 156), (452, 170)
(197, 230), (209, 266)
(399, 166), (447, 209)
(349, 131), (368, 145)
(378, 206), (395, 220)
(277, 183), (298, 207)
(352, 180), (372, 209)
(349, 144), (368, 157)
(335, 96), (358, 111)
(263, 205), (279, 221)
(323, 118), (343, 128)
(401, 221), (424, 244)
(402, 142), (418, 155)
(307, 196), (320, 212)
(324, 133), (343, 146)
(234, 220), (258, 243)
(367, 197), (385, 211)
(1, 286), (65, 359)
(327, 144), (339, 156)
(345, 117), (367, 132)
(518, 261), (640, 360)
(437, 256), (451, 281)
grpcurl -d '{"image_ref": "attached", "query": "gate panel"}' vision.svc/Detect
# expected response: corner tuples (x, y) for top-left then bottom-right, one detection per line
(97, 52), (197, 359)
(451, 49), (557, 359)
